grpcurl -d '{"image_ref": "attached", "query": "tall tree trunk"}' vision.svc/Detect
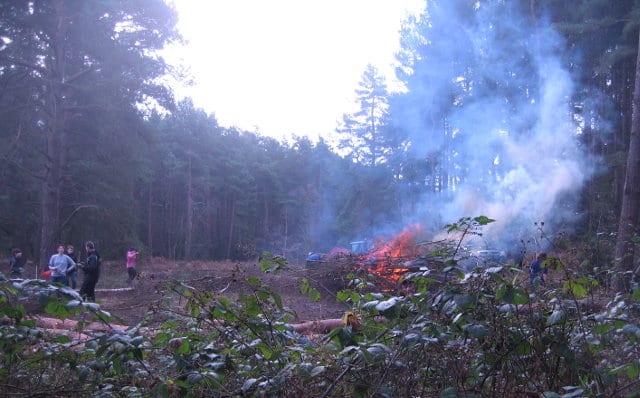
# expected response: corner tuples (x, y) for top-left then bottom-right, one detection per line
(185, 156), (193, 259)
(614, 31), (640, 293)
(226, 193), (236, 259)
(263, 186), (269, 238)
(370, 100), (377, 166)
(147, 179), (153, 254)
(166, 187), (176, 259)
(283, 205), (288, 252)
(207, 187), (217, 258)
(39, 0), (69, 264)
(39, 133), (63, 264)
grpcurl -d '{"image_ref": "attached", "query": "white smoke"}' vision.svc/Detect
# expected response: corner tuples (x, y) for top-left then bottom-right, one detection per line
(397, 1), (598, 253)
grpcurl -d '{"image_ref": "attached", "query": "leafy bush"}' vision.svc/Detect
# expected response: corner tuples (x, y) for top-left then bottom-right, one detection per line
(0, 219), (639, 397)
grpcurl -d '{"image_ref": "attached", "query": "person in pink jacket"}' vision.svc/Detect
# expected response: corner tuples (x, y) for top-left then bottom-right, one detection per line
(126, 246), (138, 288)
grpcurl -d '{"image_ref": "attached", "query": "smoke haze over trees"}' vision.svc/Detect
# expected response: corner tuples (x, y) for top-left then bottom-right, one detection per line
(1, 0), (639, 288)
(387, 0), (597, 251)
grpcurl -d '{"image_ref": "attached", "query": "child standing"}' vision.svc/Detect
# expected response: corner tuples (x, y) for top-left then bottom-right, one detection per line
(126, 247), (138, 288)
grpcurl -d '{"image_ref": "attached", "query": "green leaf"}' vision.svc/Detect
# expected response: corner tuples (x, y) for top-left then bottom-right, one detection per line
(626, 361), (640, 378)
(336, 291), (351, 302)
(186, 373), (204, 384)
(18, 319), (36, 328)
(54, 335), (71, 344)
(256, 290), (270, 301)
(188, 303), (201, 317)
(337, 326), (355, 347)
(176, 339), (190, 355)
(621, 324), (640, 338)
(300, 278), (310, 294)
(255, 343), (273, 359)
(245, 296), (261, 316)
(151, 382), (169, 398)
(547, 310), (566, 326)
(464, 324), (490, 339)
(594, 323), (613, 334)
(78, 367), (89, 382)
(488, 272), (506, 284)
(247, 277), (261, 286)
(300, 278), (321, 301)
(571, 283), (587, 298)
(310, 366), (325, 377)
(375, 297), (399, 316)
(632, 287), (640, 302)
(455, 293), (477, 310)
(350, 291), (361, 303)
(45, 300), (69, 320)
(513, 340), (533, 356)
(559, 387), (585, 398)
(308, 288), (321, 302)
(473, 215), (495, 225)
(242, 378), (258, 393)
(272, 292), (283, 309)
(563, 280), (588, 299)
(131, 336), (144, 347)
(365, 343), (389, 363)
(497, 285), (528, 305)
(512, 288), (529, 305)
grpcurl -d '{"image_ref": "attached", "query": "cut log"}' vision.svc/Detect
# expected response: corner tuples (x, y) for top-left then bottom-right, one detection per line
(29, 315), (128, 332)
(290, 318), (344, 334)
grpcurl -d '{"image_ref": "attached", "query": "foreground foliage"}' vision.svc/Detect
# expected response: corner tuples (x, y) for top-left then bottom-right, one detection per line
(0, 227), (639, 397)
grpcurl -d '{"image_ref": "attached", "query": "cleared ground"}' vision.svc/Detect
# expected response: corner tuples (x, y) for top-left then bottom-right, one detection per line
(94, 257), (351, 326)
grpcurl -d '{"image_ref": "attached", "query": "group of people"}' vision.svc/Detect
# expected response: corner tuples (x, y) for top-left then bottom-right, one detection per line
(7, 243), (139, 303)
(46, 242), (101, 302)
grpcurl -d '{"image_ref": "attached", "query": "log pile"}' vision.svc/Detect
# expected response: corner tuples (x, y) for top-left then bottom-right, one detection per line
(304, 255), (355, 294)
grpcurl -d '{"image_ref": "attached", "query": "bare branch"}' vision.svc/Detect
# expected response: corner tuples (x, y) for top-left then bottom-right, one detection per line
(0, 54), (49, 76)
(58, 205), (99, 232)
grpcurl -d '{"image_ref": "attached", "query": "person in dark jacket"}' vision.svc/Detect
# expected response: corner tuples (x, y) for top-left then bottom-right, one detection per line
(79, 241), (100, 302)
(65, 245), (79, 289)
(9, 248), (25, 277)
(529, 252), (548, 285)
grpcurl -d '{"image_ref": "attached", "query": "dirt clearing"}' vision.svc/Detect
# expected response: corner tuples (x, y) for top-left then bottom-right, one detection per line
(94, 258), (351, 327)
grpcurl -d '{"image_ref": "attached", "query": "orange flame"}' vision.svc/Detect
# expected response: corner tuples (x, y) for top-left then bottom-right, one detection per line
(364, 224), (424, 283)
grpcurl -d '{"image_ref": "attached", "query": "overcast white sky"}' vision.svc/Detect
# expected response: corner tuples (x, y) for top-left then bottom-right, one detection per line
(164, 0), (424, 142)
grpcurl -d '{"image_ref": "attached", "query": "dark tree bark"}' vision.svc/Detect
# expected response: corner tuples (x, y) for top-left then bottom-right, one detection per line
(185, 156), (193, 259)
(39, 0), (70, 264)
(614, 31), (640, 292)
(1, 0), (179, 262)
(147, 179), (154, 255)
(226, 192), (236, 259)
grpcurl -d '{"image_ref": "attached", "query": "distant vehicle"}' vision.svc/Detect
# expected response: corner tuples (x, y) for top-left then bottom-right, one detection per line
(306, 252), (323, 266)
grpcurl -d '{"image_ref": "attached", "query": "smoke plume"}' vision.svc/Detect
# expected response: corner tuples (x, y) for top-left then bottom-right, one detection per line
(391, 1), (601, 254)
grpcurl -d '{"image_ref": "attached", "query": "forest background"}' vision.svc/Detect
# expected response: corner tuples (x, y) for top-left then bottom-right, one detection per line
(1, 0), (639, 292)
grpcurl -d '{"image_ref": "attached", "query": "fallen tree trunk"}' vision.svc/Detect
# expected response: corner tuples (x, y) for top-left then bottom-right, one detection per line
(29, 315), (128, 333)
(290, 312), (374, 334)
(43, 328), (92, 342)
(20, 313), (372, 340)
(290, 318), (344, 334)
